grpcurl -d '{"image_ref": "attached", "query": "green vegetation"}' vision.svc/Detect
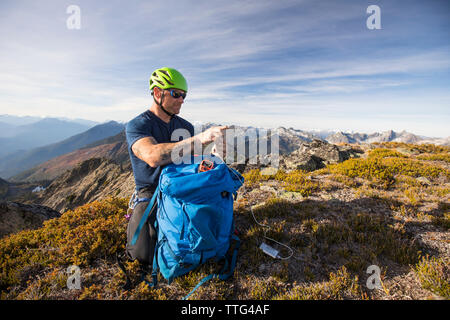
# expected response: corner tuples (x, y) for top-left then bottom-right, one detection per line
(1, 143), (448, 300)
(415, 255), (450, 299)
(237, 143), (449, 299)
(417, 153), (450, 163)
(327, 157), (449, 190)
(0, 198), (127, 294)
(275, 267), (360, 300)
(367, 148), (409, 159)
(243, 169), (319, 196)
(372, 142), (450, 154)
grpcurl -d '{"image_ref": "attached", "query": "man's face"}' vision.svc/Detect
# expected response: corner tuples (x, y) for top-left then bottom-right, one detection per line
(155, 87), (186, 115)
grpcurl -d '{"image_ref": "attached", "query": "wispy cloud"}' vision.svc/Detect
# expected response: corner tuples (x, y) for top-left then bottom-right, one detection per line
(0, 0), (449, 137)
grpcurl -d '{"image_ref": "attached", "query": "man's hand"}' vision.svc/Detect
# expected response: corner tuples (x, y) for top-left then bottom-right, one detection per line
(198, 126), (228, 144)
(132, 126), (229, 168)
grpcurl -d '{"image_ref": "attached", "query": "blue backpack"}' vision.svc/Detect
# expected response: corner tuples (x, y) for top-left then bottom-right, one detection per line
(131, 155), (244, 299)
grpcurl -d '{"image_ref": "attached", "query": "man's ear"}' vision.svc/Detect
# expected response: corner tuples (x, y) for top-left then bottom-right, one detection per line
(153, 87), (162, 98)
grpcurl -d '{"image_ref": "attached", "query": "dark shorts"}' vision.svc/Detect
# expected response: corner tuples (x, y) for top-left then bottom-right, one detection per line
(126, 187), (157, 266)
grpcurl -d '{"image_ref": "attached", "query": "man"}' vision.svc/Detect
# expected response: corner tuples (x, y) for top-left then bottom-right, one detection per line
(124, 67), (226, 271)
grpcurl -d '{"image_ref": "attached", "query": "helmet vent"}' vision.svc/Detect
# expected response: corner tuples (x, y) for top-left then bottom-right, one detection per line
(159, 70), (170, 77)
(158, 70), (174, 85)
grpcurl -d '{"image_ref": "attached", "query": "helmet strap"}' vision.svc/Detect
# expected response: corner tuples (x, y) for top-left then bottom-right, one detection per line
(153, 89), (175, 119)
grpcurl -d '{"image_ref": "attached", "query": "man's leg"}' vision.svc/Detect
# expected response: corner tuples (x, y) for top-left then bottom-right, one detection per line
(125, 189), (157, 266)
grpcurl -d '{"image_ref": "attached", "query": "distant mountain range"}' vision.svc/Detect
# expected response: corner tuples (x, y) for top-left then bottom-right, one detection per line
(11, 131), (128, 182)
(0, 115), (98, 127)
(0, 114), (448, 185)
(0, 121), (125, 180)
(325, 129), (450, 146)
(0, 117), (98, 157)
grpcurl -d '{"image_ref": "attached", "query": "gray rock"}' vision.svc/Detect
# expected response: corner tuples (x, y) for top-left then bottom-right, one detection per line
(416, 177), (431, 186)
(280, 139), (351, 172)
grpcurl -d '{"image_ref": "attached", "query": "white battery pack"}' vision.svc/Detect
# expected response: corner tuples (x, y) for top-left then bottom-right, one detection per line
(259, 242), (279, 259)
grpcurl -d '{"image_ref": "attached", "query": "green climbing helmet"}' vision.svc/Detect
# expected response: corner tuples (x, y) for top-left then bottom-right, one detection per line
(149, 67), (188, 92)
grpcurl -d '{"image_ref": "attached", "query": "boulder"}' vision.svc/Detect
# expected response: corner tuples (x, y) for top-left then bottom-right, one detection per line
(281, 139), (351, 172)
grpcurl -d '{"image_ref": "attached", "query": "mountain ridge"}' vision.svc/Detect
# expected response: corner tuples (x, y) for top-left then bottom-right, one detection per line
(0, 118), (95, 158)
(0, 121), (125, 180)
(326, 129), (449, 146)
(7, 125), (449, 184)
(12, 132), (129, 183)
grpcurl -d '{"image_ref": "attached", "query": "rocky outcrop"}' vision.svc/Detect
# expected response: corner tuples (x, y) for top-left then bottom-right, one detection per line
(230, 139), (364, 173)
(36, 157), (134, 212)
(280, 139), (361, 172)
(0, 201), (60, 238)
(280, 150), (320, 172)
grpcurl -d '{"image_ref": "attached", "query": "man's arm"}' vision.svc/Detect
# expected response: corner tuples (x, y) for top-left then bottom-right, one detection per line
(132, 126), (227, 168)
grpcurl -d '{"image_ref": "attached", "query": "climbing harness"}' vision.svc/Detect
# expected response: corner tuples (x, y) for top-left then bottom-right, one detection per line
(125, 190), (152, 220)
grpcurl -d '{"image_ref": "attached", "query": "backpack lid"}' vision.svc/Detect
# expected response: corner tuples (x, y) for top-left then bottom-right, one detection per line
(159, 155), (243, 202)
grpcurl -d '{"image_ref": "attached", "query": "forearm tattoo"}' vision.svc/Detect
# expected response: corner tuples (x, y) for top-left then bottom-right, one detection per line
(156, 137), (197, 166)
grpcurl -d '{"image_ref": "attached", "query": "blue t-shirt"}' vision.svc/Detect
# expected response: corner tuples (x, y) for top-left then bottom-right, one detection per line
(126, 110), (194, 191)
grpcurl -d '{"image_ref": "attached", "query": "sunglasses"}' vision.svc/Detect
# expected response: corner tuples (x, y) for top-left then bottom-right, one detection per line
(167, 89), (187, 99)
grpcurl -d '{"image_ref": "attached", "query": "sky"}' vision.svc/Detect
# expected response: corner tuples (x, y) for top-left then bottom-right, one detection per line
(0, 0), (449, 137)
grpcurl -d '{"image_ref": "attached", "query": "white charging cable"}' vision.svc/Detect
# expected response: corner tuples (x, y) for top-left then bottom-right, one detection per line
(213, 146), (293, 260)
(250, 205), (294, 260)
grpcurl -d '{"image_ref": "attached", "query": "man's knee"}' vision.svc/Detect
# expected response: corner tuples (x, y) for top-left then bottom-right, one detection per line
(126, 199), (156, 264)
